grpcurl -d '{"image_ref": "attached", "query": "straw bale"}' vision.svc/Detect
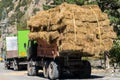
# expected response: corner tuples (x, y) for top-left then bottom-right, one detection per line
(62, 19), (82, 26)
(103, 39), (113, 50)
(28, 32), (38, 40)
(102, 32), (116, 39)
(59, 42), (83, 51)
(29, 31), (59, 44)
(27, 3), (117, 56)
(49, 31), (59, 41)
(50, 24), (65, 31)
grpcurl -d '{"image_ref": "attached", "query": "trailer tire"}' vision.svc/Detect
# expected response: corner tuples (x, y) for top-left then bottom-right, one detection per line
(48, 61), (59, 80)
(27, 60), (38, 76)
(82, 60), (91, 78)
(43, 61), (49, 78)
(73, 60), (91, 78)
(4, 61), (10, 69)
(13, 59), (19, 71)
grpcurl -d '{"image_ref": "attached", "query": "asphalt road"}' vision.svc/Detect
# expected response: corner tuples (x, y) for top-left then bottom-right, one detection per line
(0, 62), (48, 80)
(0, 62), (120, 80)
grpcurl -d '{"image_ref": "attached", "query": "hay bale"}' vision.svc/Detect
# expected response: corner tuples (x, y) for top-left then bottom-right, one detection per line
(29, 31), (59, 44)
(28, 32), (38, 40)
(27, 3), (117, 56)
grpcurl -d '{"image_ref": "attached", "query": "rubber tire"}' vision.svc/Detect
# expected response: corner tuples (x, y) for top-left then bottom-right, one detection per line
(27, 60), (38, 76)
(43, 61), (49, 78)
(13, 60), (19, 71)
(4, 61), (10, 69)
(73, 60), (91, 78)
(48, 61), (59, 80)
(82, 60), (91, 78)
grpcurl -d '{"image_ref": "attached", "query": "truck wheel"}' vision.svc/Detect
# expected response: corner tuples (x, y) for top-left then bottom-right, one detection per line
(43, 61), (49, 78)
(73, 60), (91, 78)
(48, 61), (59, 80)
(82, 60), (91, 78)
(13, 59), (19, 71)
(27, 60), (38, 76)
(4, 61), (10, 69)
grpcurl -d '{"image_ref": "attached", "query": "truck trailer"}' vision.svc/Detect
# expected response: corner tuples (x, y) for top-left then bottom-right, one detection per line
(25, 3), (116, 79)
(5, 30), (29, 70)
(25, 39), (91, 79)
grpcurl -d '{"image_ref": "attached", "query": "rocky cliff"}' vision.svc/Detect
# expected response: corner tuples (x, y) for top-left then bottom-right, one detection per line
(0, 0), (53, 54)
(0, 0), (53, 31)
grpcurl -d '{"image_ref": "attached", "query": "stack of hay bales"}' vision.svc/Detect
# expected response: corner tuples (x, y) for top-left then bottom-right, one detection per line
(27, 3), (116, 56)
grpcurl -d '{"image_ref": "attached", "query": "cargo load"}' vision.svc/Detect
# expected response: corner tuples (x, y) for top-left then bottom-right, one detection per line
(27, 3), (116, 56)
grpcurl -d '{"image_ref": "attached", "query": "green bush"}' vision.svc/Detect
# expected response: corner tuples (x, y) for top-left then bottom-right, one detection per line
(109, 37), (120, 63)
(43, 4), (52, 10)
(15, 2), (20, 11)
(0, 0), (13, 20)
(21, 0), (27, 6)
(9, 14), (16, 25)
(16, 11), (25, 23)
(1, 0), (12, 8)
(33, 8), (40, 14)
(17, 19), (27, 30)
(7, 3), (14, 12)
(24, 6), (27, 10)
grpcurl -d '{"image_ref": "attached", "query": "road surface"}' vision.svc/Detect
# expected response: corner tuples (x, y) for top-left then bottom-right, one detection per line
(0, 62), (120, 80)
(0, 62), (48, 80)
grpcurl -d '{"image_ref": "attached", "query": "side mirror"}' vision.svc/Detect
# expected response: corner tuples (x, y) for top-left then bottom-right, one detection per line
(24, 43), (27, 49)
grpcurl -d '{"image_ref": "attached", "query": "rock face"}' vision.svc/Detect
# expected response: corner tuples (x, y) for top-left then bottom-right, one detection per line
(0, 0), (53, 54)
(27, 3), (117, 56)
(0, 0), (53, 31)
